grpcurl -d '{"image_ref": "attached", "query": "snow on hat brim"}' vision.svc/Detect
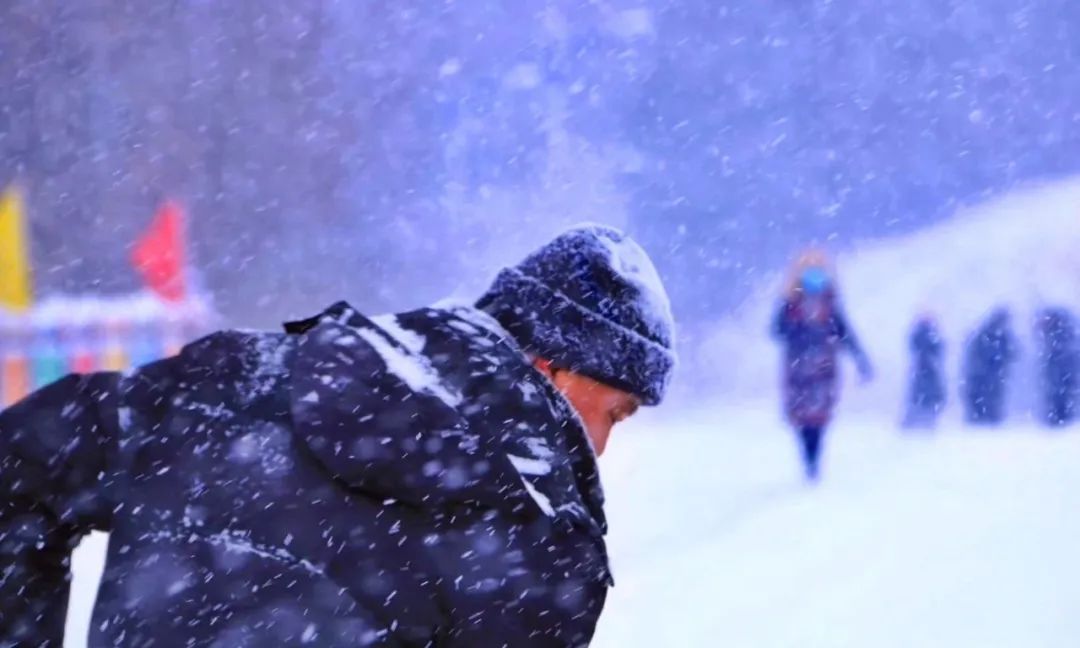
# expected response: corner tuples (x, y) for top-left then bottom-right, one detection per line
(478, 267), (675, 406)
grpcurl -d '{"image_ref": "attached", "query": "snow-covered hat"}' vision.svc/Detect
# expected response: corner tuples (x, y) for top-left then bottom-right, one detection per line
(476, 224), (676, 405)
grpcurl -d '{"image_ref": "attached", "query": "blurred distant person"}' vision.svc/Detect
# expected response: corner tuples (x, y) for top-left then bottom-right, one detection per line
(962, 308), (1018, 425)
(1035, 307), (1079, 427)
(903, 314), (947, 429)
(0, 225), (676, 647)
(773, 252), (874, 481)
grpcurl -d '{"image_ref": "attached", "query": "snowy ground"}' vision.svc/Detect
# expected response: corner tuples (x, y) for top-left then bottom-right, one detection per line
(593, 404), (1080, 648)
(66, 404), (1080, 647)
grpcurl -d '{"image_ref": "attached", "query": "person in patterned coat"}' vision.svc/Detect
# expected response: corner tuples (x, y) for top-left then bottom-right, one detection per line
(773, 252), (873, 481)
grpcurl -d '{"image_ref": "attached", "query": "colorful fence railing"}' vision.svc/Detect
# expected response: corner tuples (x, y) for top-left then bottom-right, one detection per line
(0, 293), (215, 407)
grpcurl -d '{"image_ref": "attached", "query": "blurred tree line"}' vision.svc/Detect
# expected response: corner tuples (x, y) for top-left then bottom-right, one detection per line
(2, 0), (1080, 328)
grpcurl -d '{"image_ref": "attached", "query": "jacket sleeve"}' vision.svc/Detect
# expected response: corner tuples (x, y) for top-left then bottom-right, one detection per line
(931, 331), (945, 358)
(0, 372), (119, 647)
(772, 300), (793, 339)
(834, 311), (872, 371)
(909, 327), (924, 354)
(1004, 332), (1020, 363)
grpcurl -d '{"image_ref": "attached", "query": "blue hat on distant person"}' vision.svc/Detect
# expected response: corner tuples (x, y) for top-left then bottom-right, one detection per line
(800, 267), (830, 295)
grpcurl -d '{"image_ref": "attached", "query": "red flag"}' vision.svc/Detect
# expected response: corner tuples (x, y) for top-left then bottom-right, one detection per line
(132, 201), (187, 302)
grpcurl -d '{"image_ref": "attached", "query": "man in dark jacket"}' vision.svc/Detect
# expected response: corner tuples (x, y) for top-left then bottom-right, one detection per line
(1035, 306), (1079, 427)
(963, 308), (1018, 425)
(0, 225), (676, 647)
(903, 315), (947, 429)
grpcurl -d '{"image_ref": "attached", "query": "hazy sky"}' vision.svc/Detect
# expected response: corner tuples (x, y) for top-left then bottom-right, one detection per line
(3, 0), (1079, 326)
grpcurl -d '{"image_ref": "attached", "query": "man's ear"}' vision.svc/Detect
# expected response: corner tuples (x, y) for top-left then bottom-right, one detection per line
(532, 356), (555, 378)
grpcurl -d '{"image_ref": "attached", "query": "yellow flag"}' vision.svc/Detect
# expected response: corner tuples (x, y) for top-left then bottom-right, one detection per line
(0, 186), (33, 311)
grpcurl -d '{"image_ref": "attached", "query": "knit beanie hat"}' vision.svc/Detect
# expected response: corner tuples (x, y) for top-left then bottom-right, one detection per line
(475, 224), (676, 406)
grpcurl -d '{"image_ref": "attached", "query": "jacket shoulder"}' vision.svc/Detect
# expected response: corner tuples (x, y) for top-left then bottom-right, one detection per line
(124, 329), (294, 412)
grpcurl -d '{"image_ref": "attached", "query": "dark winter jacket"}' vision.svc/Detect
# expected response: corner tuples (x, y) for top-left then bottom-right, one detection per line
(0, 302), (612, 647)
(904, 319), (946, 426)
(773, 293), (870, 428)
(1035, 307), (1079, 425)
(963, 310), (1018, 424)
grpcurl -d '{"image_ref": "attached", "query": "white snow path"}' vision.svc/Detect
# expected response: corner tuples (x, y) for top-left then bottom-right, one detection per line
(592, 407), (1080, 648)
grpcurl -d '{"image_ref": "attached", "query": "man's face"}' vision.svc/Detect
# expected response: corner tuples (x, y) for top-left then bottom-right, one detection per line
(533, 359), (641, 456)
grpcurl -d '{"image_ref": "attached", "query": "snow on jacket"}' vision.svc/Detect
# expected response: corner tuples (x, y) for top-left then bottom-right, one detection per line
(0, 301), (611, 647)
